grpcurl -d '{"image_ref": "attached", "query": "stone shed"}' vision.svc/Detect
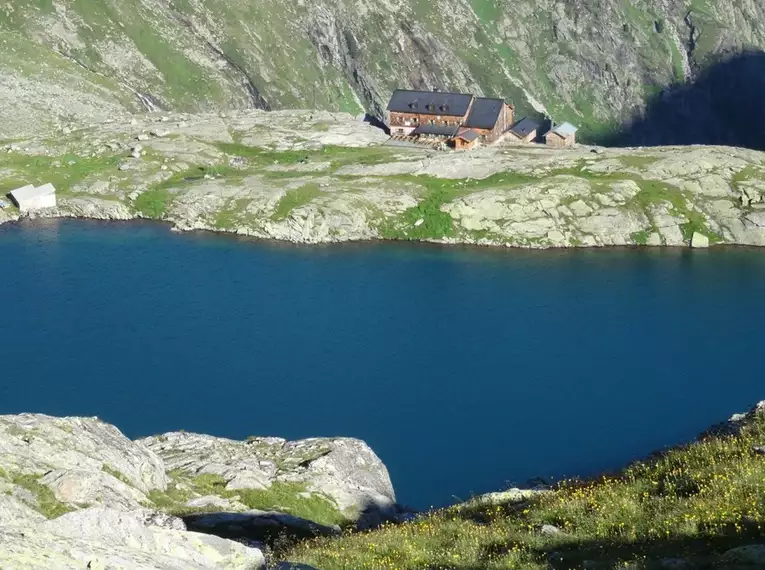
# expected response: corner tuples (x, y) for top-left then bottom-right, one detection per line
(8, 183), (57, 212)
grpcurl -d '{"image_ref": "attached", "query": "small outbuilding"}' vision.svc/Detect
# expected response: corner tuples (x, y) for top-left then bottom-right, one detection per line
(8, 183), (57, 212)
(509, 117), (540, 143)
(545, 122), (578, 147)
(454, 129), (480, 150)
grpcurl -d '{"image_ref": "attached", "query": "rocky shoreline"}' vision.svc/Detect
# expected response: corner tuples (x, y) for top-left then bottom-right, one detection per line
(2, 110), (765, 249)
(0, 414), (405, 569)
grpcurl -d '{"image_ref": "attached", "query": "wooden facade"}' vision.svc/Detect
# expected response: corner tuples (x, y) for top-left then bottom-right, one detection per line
(388, 111), (465, 136)
(386, 90), (514, 147)
(545, 132), (570, 147)
(544, 122), (578, 147)
(508, 117), (540, 143)
(453, 129), (479, 150)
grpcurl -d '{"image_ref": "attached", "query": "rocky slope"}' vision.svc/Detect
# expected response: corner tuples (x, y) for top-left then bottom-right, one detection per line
(0, 413), (397, 569)
(1, 111), (764, 248)
(2, 404), (763, 569)
(2, 0), (765, 142)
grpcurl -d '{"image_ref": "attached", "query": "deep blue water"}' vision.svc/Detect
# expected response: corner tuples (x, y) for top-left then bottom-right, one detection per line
(1, 219), (764, 509)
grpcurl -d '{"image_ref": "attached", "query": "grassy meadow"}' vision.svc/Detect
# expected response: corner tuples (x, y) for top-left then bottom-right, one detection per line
(286, 414), (765, 569)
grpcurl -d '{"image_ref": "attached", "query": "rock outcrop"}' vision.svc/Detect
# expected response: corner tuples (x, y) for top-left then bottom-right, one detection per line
(140, 431), (397, 528)
(0, 414), (166, 511)
(3, 111), (765, 250)
(0, 413), (396, 567)
(0, 507), (265, 569)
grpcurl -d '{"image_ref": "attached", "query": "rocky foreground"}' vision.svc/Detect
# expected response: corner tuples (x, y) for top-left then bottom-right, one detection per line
(0, 414), (400, 569)
(1, 110), (764, 249)
(1, 403), (763, 569)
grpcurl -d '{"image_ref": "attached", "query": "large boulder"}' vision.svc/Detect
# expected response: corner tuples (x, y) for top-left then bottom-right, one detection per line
(0, 414), (167, 511)
(719, 544), (765, 567)
(140, 432), (397, 527)
(0, 506), (265, 570)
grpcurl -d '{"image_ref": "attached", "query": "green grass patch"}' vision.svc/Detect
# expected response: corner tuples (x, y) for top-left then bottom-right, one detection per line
(215, 142), (396, 174)
(133, 187), (173, 219)
(236, 482), (346, 527)
(214, 198), (251, 229)
(101, 464), (134, 488)
(630, 230), (650, 245)
(271, 184), (322, 221)
(288, 415), (765, 569)
(377, 172), (537, 241)
(619, 155), (660, 169)
(149, 471), (344, 526)
(0, 153), (123, 195)
(631, 181), (722, 243)
(11, 473), (73, 519)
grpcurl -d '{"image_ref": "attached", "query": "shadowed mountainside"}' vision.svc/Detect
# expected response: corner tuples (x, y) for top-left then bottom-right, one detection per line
(3, 0), (765, 142)
(606, 51), (765, 150)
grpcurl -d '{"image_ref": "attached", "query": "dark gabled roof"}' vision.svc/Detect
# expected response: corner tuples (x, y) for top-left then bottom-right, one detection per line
(386, 90), (473, 117)
(510, 117), (540, 138)
(412, 124), (460, 137)
(456, 129), (480, 142)
(463, 98), (504, 130)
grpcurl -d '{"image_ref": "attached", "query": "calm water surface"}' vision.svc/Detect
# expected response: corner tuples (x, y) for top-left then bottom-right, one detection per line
(2, 219), (764, 508)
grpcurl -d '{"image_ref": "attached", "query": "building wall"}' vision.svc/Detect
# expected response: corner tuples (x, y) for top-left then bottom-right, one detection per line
(545, 132), (573, 147)
(520, 129), (537, 143)
(16, 194), (56, 212)
(388, 110), (468, 130)
(454, 138), (476, 150)
(391, 125), (416, 136)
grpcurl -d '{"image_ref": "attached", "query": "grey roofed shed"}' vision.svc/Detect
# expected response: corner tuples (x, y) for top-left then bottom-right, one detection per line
(510, 117), (540, 138)
(456, 129), (480, 142)
(551, 122), (578, 137)
(412, 124), (460, 137)
(386, 90), (474, 117)
(463, 98), (504, 130)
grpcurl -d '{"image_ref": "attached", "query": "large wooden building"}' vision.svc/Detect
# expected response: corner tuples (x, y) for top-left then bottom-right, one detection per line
(386, 89), (514, 148)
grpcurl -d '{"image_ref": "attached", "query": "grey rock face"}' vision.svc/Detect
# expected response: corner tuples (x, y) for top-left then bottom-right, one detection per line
(140, 431), (396, 526)
(0, 414), (167, 511)
(690, 232), (710, 248)
(0, 506), (265, 570)
(2, 0), (765, 143)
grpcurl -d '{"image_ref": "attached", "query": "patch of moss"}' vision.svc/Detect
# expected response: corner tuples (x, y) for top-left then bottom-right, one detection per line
(271, 184), (322, 221)
(150, 472), (344, 527)
(631, 181), (722, 243)
(11, 473), (73, 519)
(133, 187), (173, 219)
(377, 172), (536, 241)
(630, 230), (650, 245)
(236, 482), (346, 527)
(101, 464), (134, 488)
(619, 155), (660, 169)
